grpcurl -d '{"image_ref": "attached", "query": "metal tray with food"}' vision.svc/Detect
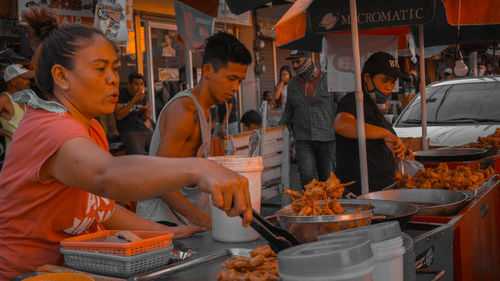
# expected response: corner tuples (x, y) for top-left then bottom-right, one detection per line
(130, 248), (252, 281)
(385, 174), (498, 198)
(413, 148), (487, 162)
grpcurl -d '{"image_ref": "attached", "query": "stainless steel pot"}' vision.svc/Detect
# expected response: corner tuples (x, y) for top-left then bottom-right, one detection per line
(358, 189), (468, 216)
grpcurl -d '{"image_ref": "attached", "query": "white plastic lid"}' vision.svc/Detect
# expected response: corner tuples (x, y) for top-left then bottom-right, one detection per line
(318, 221), (402, 243)
(278, 235), (373, 276)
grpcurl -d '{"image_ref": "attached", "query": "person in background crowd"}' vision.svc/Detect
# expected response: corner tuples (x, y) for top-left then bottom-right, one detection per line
(334, 52), (411, 195)
(240, 109), (262, 131)
(213, 96), (239, 137)
(263, 90), (277, 109)
(0, 64), (32, 155)
(280, 50), (339, 189)
(0, 7), (252, 279)
(136, 32), (252, 229)
(443, 68), (454, 80)
(273, 65), (292, 108)
(114, 73), (153, 155)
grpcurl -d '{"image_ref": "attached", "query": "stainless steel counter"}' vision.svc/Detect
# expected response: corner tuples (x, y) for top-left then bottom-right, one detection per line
(134, 231), (267, 281)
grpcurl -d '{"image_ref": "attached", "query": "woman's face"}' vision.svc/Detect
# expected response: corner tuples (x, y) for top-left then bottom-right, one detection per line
(63, 35), (120, 119)
(280, 69), (290, 83)
(366, 73), (397, 96)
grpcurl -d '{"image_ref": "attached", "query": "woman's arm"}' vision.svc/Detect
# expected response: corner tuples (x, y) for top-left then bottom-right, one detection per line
(42, 137), (252, 225)
(103, 204), (206, 238)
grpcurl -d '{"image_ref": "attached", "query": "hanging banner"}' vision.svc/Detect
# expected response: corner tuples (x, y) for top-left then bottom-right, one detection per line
(326, 34), (398, 92)
(174, 0), (215, 50)
(94, 0), (129, 47)
(126, 0), (134, 32)
(215, 0), (250, 26)
(18, 0), (95, 26)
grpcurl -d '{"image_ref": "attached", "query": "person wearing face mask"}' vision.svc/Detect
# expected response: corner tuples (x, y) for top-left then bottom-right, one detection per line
(280, 50), (340, 189)
(334, 52), (411, 195)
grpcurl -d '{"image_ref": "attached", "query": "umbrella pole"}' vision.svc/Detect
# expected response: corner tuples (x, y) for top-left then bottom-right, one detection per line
(349, 0), (369, 194)
(418, 24), (429, 150)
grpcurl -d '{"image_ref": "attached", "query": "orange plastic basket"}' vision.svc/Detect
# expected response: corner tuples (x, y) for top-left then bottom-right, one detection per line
(60, 230), (173, 256)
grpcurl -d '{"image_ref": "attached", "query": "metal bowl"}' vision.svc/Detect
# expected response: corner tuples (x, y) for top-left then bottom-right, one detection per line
(359, 189), (468, 216)
(276, 203), (374, 243)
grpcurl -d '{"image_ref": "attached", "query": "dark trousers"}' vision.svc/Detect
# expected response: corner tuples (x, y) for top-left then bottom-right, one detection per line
(119, 130), (153, 155)
(295, 140), (335, 188)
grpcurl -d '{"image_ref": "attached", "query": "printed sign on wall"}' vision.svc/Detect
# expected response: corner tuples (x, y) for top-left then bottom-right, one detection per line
(94, 0), (129, 47)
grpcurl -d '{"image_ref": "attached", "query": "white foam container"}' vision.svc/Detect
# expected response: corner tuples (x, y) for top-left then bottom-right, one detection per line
(208, 156), (263, 242)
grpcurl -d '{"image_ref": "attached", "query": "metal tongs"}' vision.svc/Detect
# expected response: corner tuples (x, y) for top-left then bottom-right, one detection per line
(241, 209), (300, 253)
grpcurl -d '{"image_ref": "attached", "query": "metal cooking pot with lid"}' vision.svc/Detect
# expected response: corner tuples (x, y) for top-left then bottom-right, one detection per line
(358, 189), (468, 216)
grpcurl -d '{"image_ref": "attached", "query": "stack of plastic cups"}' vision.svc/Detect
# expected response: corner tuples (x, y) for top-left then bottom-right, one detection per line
(318, 221), (406, 281)
(278, 235), (374, 281)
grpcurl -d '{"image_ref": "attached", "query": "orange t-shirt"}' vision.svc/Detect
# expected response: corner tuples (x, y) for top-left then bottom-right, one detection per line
(0, 108), (115, 280)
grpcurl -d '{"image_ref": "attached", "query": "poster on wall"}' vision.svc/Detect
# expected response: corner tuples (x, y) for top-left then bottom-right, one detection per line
(325, 34), (398, 92)
(94, 0), (129, 47)
(174, 0), (215, 50)
(18, 0), (95, 26)
(159, 68), (180, 82)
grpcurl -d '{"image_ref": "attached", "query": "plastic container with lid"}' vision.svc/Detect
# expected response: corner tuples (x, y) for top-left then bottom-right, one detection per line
(402, 232), (416, 281)
(208, 156), (263, 242)
(318, 221), (405, 281)
(278, 235), (374, 281)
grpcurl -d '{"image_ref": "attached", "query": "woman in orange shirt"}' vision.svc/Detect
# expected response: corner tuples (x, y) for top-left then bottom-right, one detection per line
(0, 7), (252, 279)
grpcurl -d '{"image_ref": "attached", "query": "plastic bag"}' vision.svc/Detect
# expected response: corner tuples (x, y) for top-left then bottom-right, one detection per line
(396, 158), (425, 178)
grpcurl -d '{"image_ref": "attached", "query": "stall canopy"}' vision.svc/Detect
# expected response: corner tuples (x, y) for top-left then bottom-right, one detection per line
(275, 0), (435, 51)
(441, 0), (500, 25)
(411, 0), (500, 47)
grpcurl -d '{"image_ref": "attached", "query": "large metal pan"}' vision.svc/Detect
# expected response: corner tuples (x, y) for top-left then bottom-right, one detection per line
(358, 189), (468, 216)
(337, 199), (418, 230)
(414, 148), (487, 162)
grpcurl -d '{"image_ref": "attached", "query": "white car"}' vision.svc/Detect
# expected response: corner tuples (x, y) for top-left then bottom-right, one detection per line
(393, 76), (500, 147)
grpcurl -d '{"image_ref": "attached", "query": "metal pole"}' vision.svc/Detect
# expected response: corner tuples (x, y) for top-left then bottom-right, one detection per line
(419, 24), (428, 150)
(144, 20), (156, 123)
(349, 0), (369, 194)
(185, 49), (194, 88)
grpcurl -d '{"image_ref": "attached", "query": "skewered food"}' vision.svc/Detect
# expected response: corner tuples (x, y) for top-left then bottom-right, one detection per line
(399, 162), (495, 191)
(467, 128), (500, 150)
(284, 172), (354, 216)
(215, 245), (279, 281)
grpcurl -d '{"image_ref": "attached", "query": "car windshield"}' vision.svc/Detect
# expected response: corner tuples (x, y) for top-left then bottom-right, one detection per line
(395, 81), (500, 127)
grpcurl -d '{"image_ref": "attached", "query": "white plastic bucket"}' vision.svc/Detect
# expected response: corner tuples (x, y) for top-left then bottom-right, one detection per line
(208, 156), (263, 242)
(371, 236), (406, 281)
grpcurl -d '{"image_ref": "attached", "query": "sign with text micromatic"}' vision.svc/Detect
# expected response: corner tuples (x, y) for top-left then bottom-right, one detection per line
(309, 0), (435, 33)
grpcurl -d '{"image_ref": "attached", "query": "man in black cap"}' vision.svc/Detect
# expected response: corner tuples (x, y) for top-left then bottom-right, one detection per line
(280, 50), (340, 189)
(334, 52), (410, 195)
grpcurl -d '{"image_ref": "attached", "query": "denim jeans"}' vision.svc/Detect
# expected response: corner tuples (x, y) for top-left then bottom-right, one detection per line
(295, 140), (335, 188)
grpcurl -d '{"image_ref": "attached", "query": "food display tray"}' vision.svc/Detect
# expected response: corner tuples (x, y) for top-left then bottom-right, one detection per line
(129, 248), (252, 281)
(383, 174), (498, 199)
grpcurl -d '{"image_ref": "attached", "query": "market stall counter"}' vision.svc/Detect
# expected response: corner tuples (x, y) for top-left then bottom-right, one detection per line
(410, 179), (500, 281)
(131, 231), (267, 281)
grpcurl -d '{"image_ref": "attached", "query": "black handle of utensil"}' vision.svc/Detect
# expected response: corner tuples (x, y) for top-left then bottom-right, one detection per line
(250, 209), (300, 246)
(240, 209), (299, 252)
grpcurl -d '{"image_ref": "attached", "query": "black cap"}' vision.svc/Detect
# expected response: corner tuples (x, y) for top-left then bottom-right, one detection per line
(362, 52), (410, 81)
(286, 50), (311, 60)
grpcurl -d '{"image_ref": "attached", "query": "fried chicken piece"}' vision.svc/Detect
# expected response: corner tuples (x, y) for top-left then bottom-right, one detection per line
(248, 270), (280, 281)
(215, 269), (249, 281)
(250, 245), (276, 258)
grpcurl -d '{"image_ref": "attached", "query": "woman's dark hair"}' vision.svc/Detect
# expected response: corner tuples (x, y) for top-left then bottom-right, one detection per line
(279, 65), (292, 77)
(202, 32), (252, 73)
(22, 6), (110, 99)
(240, 110), (262, 127)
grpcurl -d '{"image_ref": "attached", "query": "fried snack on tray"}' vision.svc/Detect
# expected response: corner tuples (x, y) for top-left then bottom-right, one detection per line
(284, 172), (355, 216)
(467, 128), (500, 150)
(399, 162), (495, 191)
(215, 245), (279, 281)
